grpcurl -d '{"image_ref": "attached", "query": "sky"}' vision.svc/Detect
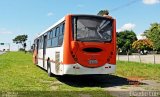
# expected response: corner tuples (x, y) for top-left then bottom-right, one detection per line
(0, 0), (160, 51)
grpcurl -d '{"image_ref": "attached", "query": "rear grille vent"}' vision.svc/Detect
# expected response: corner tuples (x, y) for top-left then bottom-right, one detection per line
(83, 48), (102, 53)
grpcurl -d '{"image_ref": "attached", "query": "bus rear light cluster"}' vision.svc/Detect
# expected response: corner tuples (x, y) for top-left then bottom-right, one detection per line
(74, 58), (78, 61)
(107, 51), (114, 63)
(71, 52), (78, 62)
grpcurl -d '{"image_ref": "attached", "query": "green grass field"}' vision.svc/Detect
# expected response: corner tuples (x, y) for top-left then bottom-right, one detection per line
(0, 52), (160, 97)
(0, 52), (112, 97)
(116, 61), (160, 81)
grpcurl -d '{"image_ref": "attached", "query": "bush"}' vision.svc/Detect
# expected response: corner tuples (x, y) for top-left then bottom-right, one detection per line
(118, 51), (132, 55)
(19, 48), (25, 51)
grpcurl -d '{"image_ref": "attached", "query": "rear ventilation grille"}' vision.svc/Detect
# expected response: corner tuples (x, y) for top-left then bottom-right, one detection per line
(83, 48), (102, 53)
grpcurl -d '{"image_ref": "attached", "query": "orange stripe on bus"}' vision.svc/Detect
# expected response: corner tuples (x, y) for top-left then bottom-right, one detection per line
(63, 15), (76, 64)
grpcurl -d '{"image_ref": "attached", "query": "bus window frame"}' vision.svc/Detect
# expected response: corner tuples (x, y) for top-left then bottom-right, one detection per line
(38, 21), (65, 49)
(72, 15), (113, 43)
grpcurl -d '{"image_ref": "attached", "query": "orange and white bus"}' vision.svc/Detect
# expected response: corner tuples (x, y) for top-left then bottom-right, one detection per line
(32, 14), (116, 76)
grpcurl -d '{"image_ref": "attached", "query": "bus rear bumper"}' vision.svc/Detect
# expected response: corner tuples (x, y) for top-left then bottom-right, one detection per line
(62, 63), (116, 75)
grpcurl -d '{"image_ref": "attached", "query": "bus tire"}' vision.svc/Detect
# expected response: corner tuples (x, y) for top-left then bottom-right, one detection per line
(47, 61), (52, 77)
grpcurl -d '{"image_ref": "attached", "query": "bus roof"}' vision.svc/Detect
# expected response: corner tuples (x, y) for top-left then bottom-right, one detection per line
(37, 16), (65, 37)
(37, 14), (114, 38)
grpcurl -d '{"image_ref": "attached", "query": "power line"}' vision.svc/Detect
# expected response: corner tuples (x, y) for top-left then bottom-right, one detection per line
(110, 0), (140, 12)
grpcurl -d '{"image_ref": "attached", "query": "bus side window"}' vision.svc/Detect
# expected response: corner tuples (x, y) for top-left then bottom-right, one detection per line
(56, 27), (60, 37)
(58, 23), (64, 46)
(38, 37), (41, 49)
(47, 32), (50, 39)
(47, 31), (52, 47)
(40, 36), (44, 49)
(59, 23), (64, 35)
(52, 29), (56, 38)
(49, 30), (52, 39)
(62, 23), (65, 34)
(52, 27), (59, 47)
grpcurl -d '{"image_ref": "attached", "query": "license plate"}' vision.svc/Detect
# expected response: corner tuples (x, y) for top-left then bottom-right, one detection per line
(88, 60), (98, 64)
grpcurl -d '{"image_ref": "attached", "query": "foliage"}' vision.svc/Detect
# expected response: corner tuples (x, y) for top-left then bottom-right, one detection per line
(19, 48), (25, 51)
(13, 35), (28, 49)
(117, 30), (137, 53)
(97, 10), (109, 16)
(132, 39), (153, 51)
(143, 23), (160, 50)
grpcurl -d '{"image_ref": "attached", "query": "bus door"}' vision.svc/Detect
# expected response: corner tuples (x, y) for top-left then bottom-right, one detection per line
(43, 35), (47, 69)
(36, 39), (39, 64)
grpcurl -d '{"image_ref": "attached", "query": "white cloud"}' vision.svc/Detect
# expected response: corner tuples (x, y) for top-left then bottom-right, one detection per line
(117, 23), (136, 32)
(0, 29), (13, 34)
(143, 0), (160, 4)
(47, 12), (54, 16)
(137, 34), (146, 40)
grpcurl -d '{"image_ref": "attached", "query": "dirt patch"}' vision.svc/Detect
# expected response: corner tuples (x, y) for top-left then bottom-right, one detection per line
(141, 80), (160, 90)
(79, 94), (91, 97)
(55, 75), (160, 97)
(105, 79), (160, 97)
(50, 81), (63, 90)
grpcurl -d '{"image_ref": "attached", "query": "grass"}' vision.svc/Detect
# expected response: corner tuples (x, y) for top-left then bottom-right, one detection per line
(0, 52), (113, 97)
(0, 52), (54, 91)
(116, 61), (160, 81)
(1, 52), (160, 97)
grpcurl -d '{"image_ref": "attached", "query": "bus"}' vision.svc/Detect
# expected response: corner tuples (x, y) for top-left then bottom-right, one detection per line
(32, 14), (116, 76)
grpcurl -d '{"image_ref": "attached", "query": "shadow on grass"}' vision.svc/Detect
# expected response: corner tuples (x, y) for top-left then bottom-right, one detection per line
(36, 66), (147, 88)
(56, 75), (146, 88)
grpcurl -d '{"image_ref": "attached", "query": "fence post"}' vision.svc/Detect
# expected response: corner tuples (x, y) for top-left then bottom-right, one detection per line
(127, 50), (129, 62)
(139, 53), (141, 63)
(117, 46), (119, 61)
(153, 51), (156, 64)
(117, 53), (119, 60)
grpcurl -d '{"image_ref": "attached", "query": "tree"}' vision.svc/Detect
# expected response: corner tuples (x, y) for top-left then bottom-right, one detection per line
(97, 10), (109, 16)
(143, 23), (160, 50)
(132, 39), (153, 54)
(13, 35), (28, 50)
(117, 30), (137, 53)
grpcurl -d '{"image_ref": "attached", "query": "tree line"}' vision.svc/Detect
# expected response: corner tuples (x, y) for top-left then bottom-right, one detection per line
(117, 23), (160, 54)
(98, 10), (160, 54)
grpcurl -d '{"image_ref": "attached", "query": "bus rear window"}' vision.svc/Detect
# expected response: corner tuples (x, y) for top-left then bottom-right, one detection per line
(73, 16), (113, 42)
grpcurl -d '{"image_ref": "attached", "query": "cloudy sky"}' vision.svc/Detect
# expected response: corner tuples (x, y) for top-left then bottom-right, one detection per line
(0, 0), (160, 51)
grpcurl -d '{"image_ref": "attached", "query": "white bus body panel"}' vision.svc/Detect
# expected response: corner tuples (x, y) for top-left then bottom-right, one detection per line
(62, 63), (116, 75)
(37, 46), (64, 75)
(45, 47), (63, 75)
